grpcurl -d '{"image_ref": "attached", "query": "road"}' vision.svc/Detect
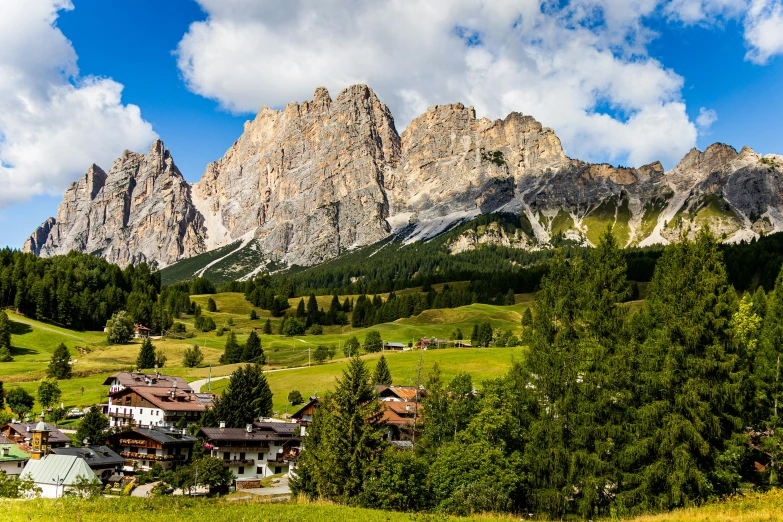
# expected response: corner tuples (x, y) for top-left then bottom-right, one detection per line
(189, 365), (316, 393)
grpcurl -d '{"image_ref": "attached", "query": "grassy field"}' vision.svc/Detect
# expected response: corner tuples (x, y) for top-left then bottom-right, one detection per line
(213, 346), (526, 414)
(2, 290), (532, 415)
(2, 489), (782, 521)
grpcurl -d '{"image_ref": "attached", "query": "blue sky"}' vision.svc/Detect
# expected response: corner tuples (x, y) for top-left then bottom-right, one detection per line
(1, 0), (782, 250)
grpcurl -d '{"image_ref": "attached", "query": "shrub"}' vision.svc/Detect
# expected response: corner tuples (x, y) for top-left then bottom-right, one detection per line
(310, 324), (323, 335)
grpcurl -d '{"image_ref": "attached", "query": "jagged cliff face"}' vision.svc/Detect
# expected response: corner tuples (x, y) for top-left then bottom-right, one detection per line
(25, 84), (783, 272)
(24, 140), (205, 267)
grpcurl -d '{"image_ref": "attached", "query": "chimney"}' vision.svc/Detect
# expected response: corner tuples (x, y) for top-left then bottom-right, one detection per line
(170, 390), (176, 399)
(246, 424), (253, 433)
(219, 421), (225, 429)
(25, 426), (30, 432)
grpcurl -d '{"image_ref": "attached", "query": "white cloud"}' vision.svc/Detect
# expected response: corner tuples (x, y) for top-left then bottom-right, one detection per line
(696, 107), (719, 132)
(745, 0), (783, 63)
(0, 0), (156, 207)
(664, 0), (748, 24)
(177, 0), (707, 167)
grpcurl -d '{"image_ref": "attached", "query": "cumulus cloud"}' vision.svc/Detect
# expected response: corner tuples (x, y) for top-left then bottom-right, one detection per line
(745, 0), (783, 63)
(175, 0), (702, 167)
(696, 107), (719, 132)
(0, 0), (156, 207)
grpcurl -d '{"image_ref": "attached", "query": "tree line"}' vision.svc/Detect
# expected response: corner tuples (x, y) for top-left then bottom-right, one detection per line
(292, 227), (783, 518)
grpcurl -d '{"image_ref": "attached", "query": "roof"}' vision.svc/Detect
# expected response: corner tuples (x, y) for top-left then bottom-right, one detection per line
(384, 342), (405, 348)
(375, 385), (419, 401)
(103, 372), (191, 390)
(252, 421), (299, 435)
(0, 444), (30, 462)
(2, 422), (71, 444)
(51, 445), (124, 468)
(0, 434), (14, 444)
(199, 426), (299, 443)
(21, 454), (95, 485)
(291, 397), (320, 419)
(34, 421), (48, 432)
(110, 427), (197, 446)
(113, 386), (213, 412)
(381, 401), (422, 426)
(134, 324), (151, 331)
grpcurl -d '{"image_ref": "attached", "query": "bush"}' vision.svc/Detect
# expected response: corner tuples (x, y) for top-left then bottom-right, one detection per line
(364, 331), (383, 353)
(106, 311), (134, 344)
(310, 324), (323, 335)
(288, 390), (304, 405)
(216, 327), (224, 337)
(200, 317), (216, 332)
(171, 322), (186, 334)
(314, 345), (329, 364)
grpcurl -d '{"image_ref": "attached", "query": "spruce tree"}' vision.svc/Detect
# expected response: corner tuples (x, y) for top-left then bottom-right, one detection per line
(521, 307), (533, 327)
(307, 293), (318, 314)
(207, 298), (217, 312)
(291, 355), (384, 501)
(617, 229), (743, 513)
(220, 331), (241, 365)
(470, 323), (479, 345)
(0, 311), (12, 362)
(208, 364), (273, 427)
(372, 355), (393, 385)
(183, 344), (204, 368)
(47, 343), (72, 379)
(136, 339), (156, 369)
(0, 381), (4, 410)
(263, 318), (272, 334)
(241, 331), (265, 364)
(296, 298), (306, 318)
(250, 309), (258, 320)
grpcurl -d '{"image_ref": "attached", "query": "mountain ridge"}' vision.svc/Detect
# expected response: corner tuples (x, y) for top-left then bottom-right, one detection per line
(24, 83), (783, 272)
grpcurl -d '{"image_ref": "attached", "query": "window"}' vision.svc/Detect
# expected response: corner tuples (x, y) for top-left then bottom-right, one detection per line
(223, 451), (230, 460)
(239, 452), (245, 460)
(275, 466), (282, 474)
(256, 466), (263, 474)
(238, 466), (244, 475)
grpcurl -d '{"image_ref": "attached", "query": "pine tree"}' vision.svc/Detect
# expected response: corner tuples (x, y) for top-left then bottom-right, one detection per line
(504, 289), (515, 305)
(207, 364), (273, 427)
(183, 344), (204, 368)
(263, 318), (272, 334)
(136, 339), (156, 369)
(372, 355), (393, 385)
(470, 323), (479, 345)
(521, 307), (533, 326)
(617, 229), (743, 513)
(0, 381), (4, 410)
(220, 331), (241, 365)
(296, 298), (306, 318)
(291, 355), (385, 501)
(207, 298), (217, 312)
(47, 343), (72, 379)
(307, 293), (318, 314)
(250, 309), (258, 320)
(0, 311), (12, 362)
(241, 331), (265, 364)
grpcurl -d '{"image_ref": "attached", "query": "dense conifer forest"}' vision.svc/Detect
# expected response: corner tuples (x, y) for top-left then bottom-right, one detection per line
(292, 227), (783, 518)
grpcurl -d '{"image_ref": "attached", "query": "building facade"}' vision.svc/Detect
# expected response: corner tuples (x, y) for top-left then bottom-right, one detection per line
(106, 427), (195, 473)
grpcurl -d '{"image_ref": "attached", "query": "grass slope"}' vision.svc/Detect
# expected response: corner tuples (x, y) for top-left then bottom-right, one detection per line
(3, 489), (782, 521)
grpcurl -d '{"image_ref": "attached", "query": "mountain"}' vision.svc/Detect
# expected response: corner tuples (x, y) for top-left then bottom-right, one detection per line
(25, 84), (783, 276)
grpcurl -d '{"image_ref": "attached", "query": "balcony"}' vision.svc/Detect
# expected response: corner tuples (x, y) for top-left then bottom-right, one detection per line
(120, 451), (184, 462)
(109, 412), (133, 420)
(223, 458), (255, 466)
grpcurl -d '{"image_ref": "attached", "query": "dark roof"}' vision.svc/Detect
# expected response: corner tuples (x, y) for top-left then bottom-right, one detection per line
(2, 422), (71, 444)
(252, 421), (299, 435)
(110, 427), (196, 446)
(51, 445), (124, 468)
(200, 426), (300, 443)
(103, 372), (191, 390)
(291, 397), (320, 419)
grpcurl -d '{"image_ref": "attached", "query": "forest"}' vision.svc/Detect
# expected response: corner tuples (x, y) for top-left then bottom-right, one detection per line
(292, 227), (783, 518)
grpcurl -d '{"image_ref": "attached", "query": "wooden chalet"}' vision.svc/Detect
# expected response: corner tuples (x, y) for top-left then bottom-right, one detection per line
(0, 421), (71, 450)
(106, 427), (196, 472)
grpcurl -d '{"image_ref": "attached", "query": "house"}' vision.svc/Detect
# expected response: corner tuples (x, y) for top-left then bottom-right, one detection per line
(290, 397), (320, 426)
(198, 420), (302, 488)
(415, 337), (431, 349)
(383, 342), (406, 351)
(375, 385), (420, 402)
(52, 445), (124, 482)
(376, 385), (423, 441)
(20, 454), (96, 498)
(104, 375), (211, 429)
(0, 439), (30, 476)
(454, 340), (472, 348)
(431, 338), (450, 348)
(106, 427), (196, 473)
(133, 324), (151, 339)
(0, 421), (71, 450)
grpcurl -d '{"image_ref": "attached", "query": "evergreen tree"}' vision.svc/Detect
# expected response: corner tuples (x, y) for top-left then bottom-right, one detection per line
(470, 323), (479, 345)
(0, 311), (11, 362)
(75, 405), (109, 445)
(241, 331), (265, 364)
(154, 348), (167, 368)
(207, 298), (217, 312)
(136, 339), (156, 369)
(206, 364), (273, 427)
(307, 293), (319, 314)
(47, 343), (72, 379)
(372, 355), (393, 385)
(752, 286), (768, 319)
(250, 309), (258, 320)
(263, 318), (272, 334)
(291, 355), (385, 501)
(618, 229), (743, 513)
(521, 307), (533, 327)
(0, 381), (4, 410)
(220, 331), (241, 365)
(296, 298), (306, 318)
(364, 330), (383, 353)
(504, 289), (516, 305)
(183, 344), (204, 368)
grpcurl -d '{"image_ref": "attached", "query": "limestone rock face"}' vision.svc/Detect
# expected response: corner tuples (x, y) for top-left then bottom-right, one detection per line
(24, 140), (205, 267)
(192, 85), (399, 265)
(24, 84), (783, 274)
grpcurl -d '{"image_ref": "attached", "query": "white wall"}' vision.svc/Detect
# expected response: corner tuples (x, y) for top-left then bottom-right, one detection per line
(0, 460), (27, 476)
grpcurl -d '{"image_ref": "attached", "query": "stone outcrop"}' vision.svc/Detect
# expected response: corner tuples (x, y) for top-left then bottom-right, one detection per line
(24, 140), (205, 267)
(25, 84), (783, 272)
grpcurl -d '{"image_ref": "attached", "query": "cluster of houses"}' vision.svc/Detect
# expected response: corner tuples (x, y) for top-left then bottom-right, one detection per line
(383, 337), (472, 351)
(0, 370), (427, 497)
